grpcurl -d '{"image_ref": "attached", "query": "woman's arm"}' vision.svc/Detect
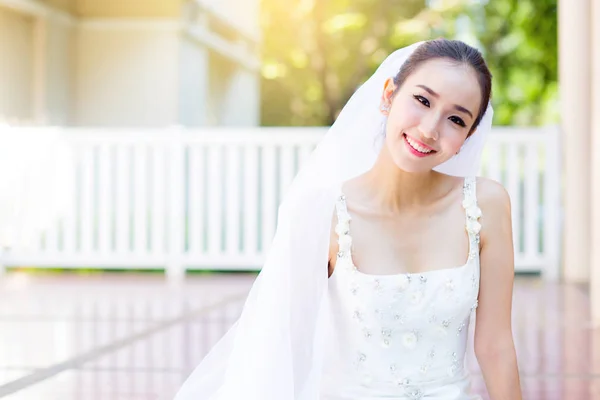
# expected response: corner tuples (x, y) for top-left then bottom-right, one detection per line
(474, 178), (522, 400)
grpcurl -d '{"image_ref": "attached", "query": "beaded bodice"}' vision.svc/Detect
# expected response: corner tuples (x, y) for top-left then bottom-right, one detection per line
(321, 177), (482, 400)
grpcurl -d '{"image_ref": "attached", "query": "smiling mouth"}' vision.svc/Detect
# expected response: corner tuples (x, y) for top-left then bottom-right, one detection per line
(403, 133), (437, 155)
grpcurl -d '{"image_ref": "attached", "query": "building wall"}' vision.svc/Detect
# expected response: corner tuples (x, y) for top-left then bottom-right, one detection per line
(43, 0), (77, 14)
(74, 25), (179, 127)
(0, 0), (261, 127)
(201, 53), (260, 126)
(44, 20), (75, 125)
(198, 0), (260, 39)
(0, 7), (34, 124)
(76, 0), (179, 18)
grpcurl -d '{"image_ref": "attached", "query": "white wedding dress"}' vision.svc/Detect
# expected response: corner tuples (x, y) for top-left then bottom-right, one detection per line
(320, 177), (483, 400)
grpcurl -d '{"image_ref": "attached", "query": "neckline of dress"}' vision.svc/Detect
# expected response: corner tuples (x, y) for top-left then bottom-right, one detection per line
(334, 181), (477, 280)
(336, 254), (475, 280)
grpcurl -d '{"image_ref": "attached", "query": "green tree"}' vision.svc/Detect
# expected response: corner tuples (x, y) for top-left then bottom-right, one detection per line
(260, 0), (470, 126)
(259, 0), (558, 127)
(473, 0), (558, 126)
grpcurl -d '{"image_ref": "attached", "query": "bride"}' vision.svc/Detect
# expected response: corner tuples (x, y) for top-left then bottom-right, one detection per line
(175, 39), (522, 400)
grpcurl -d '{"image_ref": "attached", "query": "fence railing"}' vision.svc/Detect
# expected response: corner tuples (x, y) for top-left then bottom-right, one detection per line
(1, 126), (562, 279)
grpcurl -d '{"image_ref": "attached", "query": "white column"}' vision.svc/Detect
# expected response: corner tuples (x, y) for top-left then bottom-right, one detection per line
(32, 16), (47, 124)
(178, 36), (210, 126)
(0, 7), (35, 124)
(590, 0), (600, 325)
(558, 0), (591, 282)
(222, 66), (260, 126)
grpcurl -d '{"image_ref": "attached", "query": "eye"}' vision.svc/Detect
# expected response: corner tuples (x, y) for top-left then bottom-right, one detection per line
(449, 116), (466, 127)
(413, 95), (430, 107)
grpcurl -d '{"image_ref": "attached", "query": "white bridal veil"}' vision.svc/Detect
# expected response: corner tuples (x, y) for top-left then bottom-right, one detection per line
(174, 41), (493, 400)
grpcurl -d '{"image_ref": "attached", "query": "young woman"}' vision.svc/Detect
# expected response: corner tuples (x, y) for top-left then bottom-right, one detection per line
(175, 39), (522, 400)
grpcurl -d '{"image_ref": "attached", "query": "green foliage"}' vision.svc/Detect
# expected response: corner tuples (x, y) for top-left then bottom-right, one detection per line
(259, 0), (558, 127)
(474, 0), (558, 126)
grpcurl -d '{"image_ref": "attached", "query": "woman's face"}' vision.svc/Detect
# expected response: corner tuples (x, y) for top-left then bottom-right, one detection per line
(381, 58), (483, 173)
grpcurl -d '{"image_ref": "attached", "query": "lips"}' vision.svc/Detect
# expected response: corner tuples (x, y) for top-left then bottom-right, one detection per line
(403, 133), (437, 158)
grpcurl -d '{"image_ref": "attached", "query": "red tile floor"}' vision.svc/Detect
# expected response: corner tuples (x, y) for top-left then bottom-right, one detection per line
(0, 273), (598, 399)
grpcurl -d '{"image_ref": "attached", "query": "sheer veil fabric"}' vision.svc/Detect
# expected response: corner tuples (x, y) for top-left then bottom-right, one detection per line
(174, 41), (493, 400)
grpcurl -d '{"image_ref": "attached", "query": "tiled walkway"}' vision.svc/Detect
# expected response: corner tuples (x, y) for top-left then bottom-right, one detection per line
(0, 273), (598, 399)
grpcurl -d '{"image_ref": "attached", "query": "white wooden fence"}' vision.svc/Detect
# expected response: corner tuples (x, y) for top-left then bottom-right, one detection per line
(1, 126), (562, 279)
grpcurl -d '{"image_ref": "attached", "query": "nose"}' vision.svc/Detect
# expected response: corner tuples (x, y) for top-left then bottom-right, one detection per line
(418, 113), (440, 141)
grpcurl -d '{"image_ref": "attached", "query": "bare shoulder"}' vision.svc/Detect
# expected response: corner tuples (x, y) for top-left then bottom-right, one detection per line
(475, 177), (512, 244)
(475, 177), (511, 213)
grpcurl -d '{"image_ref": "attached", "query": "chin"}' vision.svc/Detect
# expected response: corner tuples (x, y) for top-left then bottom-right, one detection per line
(392, 158), (435, 174)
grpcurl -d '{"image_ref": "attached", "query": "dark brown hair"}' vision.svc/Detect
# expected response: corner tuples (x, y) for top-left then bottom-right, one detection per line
(392, 39), (492, 134)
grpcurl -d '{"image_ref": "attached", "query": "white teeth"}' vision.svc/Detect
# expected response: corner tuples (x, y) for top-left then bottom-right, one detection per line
(405, 136), (433, 154)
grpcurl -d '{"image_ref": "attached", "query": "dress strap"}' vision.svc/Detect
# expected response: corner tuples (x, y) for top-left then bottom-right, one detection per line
(335, 193), (351, 224)
(462, 177), (482, 260)
(335, 193), (353, 259)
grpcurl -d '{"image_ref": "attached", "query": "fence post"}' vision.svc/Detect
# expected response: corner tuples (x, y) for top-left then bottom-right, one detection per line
(167, 128), (185, 283)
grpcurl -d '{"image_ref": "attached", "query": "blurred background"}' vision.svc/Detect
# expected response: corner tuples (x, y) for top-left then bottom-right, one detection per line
(0, 0), (599, 398)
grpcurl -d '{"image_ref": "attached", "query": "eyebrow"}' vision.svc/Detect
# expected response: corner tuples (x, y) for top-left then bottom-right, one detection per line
(416, 84), (474, 119)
